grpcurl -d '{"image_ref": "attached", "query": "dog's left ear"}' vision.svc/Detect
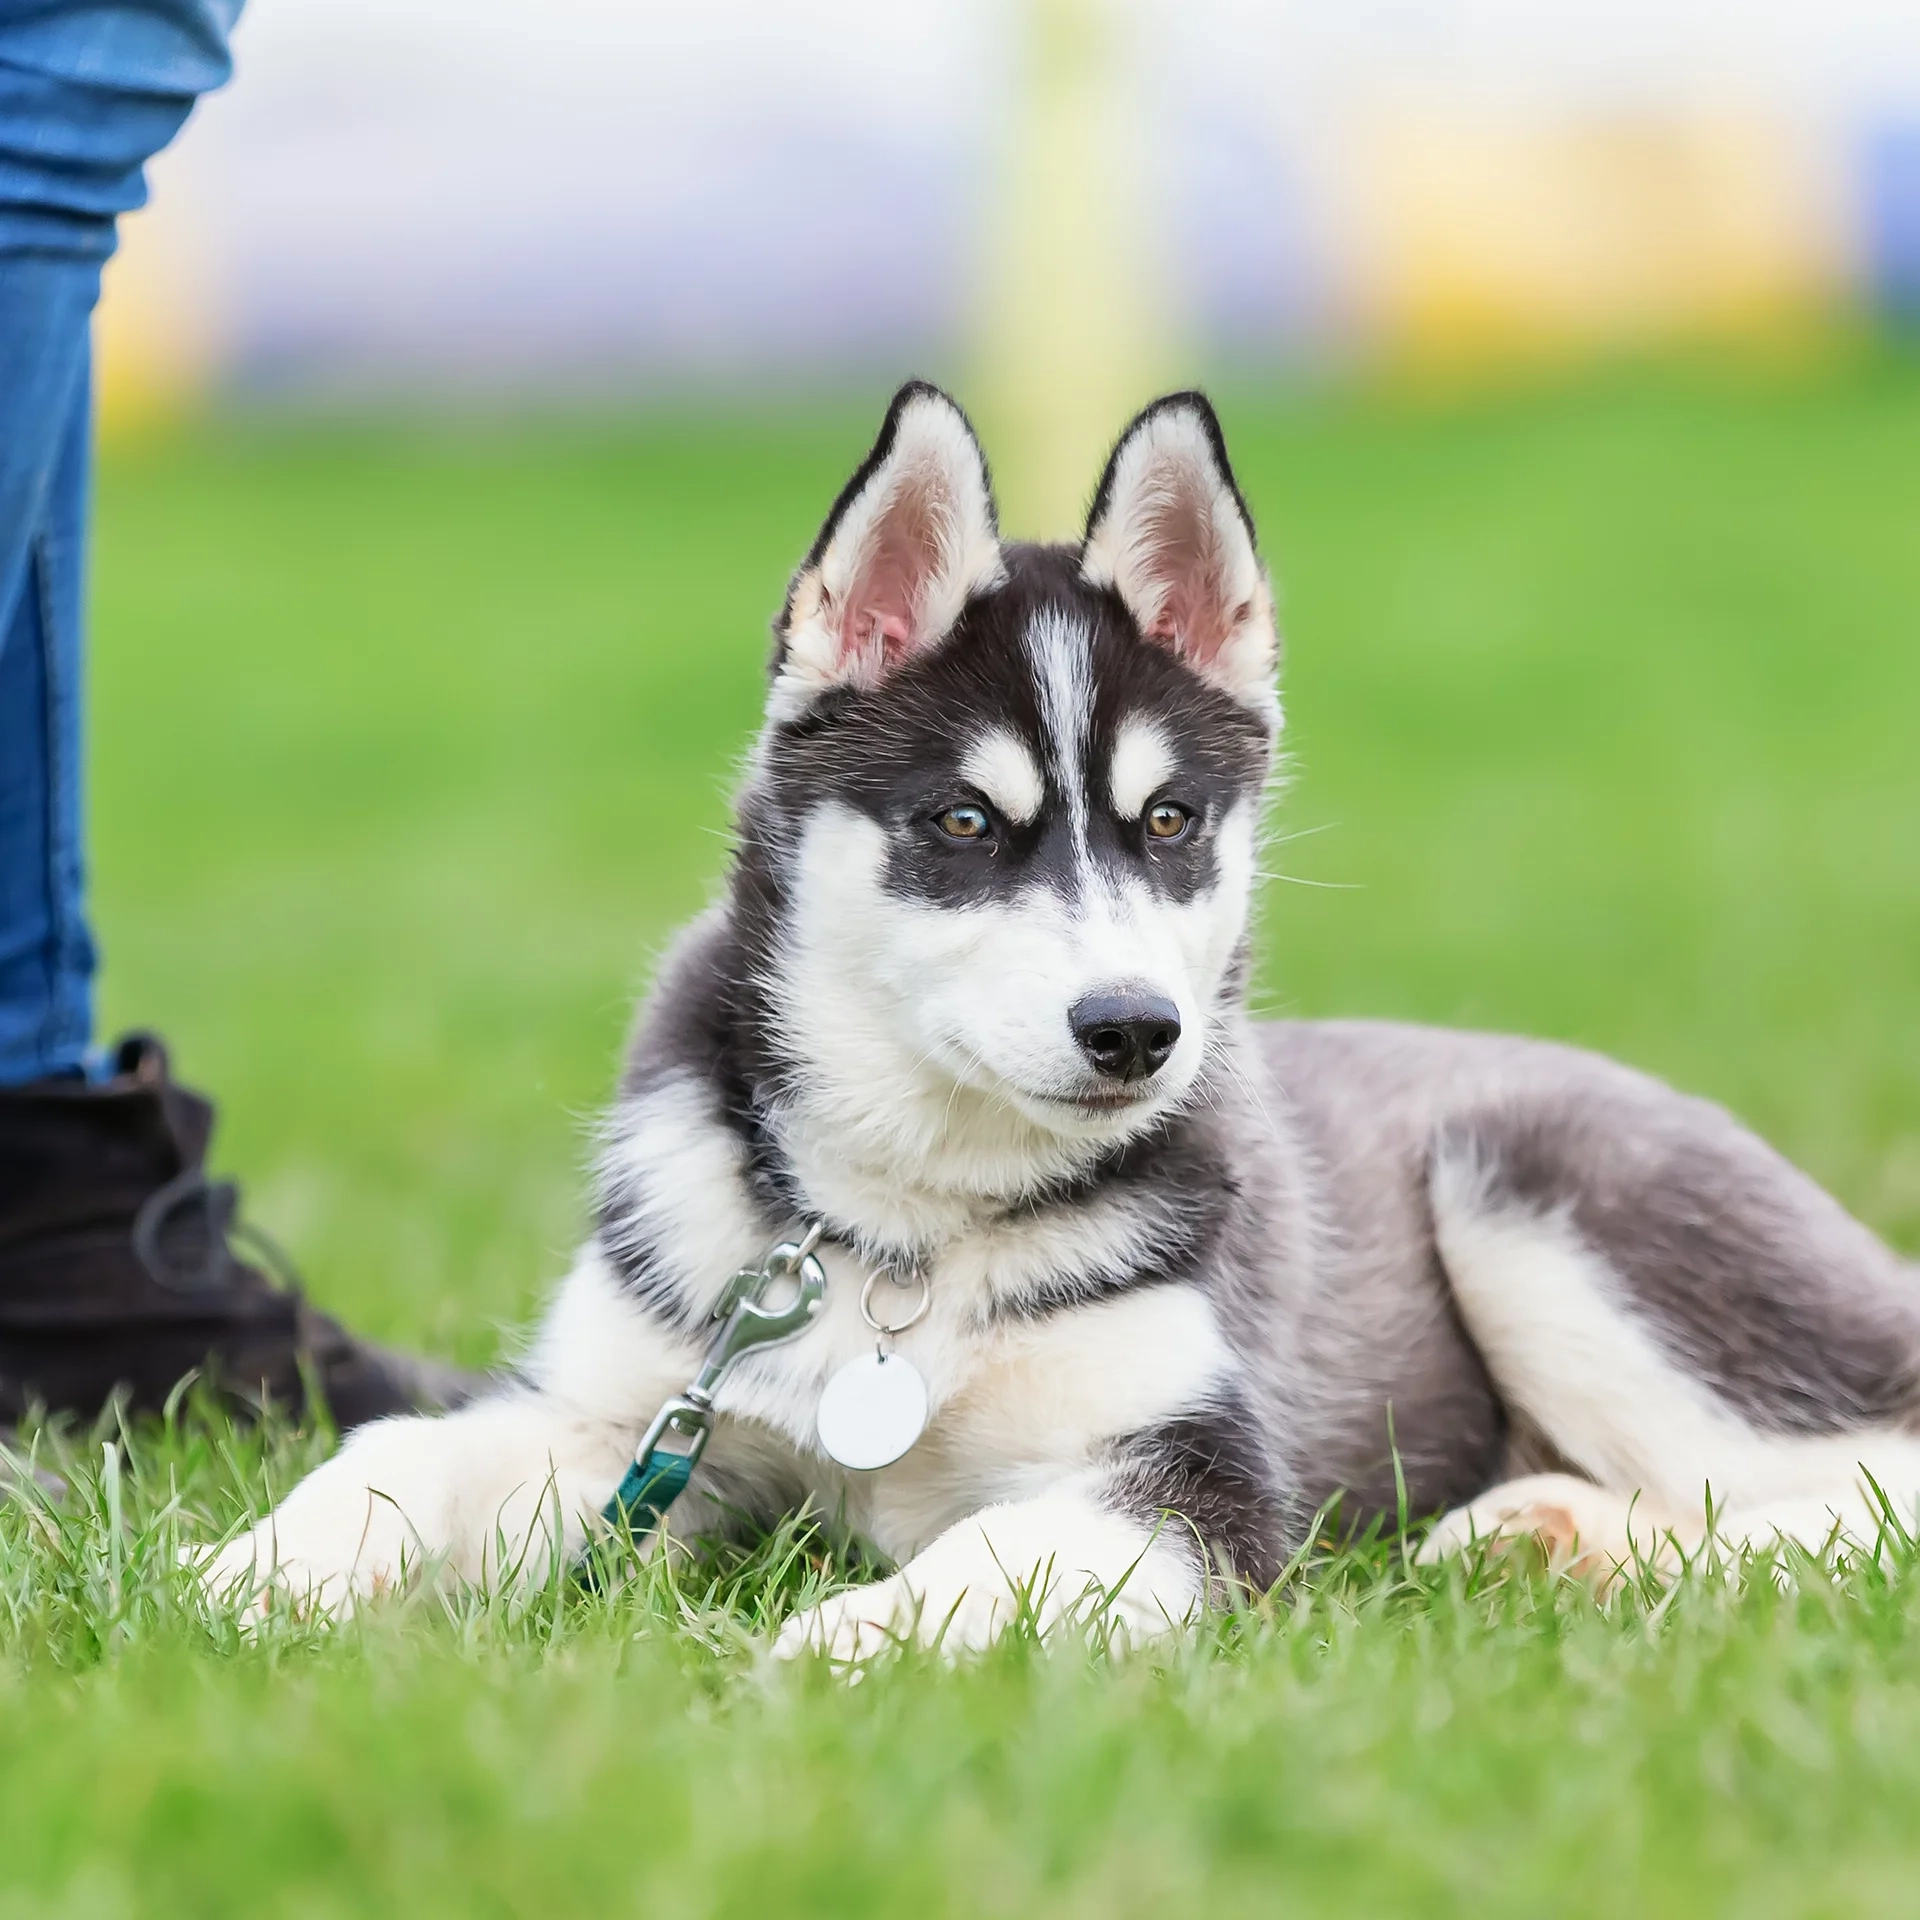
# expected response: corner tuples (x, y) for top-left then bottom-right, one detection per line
(1081, 393), (1278, 718)
(771, 381), (1003, 719)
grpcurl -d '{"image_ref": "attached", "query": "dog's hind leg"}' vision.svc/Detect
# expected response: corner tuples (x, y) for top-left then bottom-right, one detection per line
(1415, 1472), (1687, 1582)
(1421, 1102), (1920, 1572)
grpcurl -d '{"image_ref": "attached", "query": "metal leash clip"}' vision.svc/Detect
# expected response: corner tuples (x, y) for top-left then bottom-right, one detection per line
(583, 1223), (828, 1582)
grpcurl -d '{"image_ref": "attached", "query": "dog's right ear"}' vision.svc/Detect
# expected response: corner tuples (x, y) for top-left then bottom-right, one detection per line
(770, 382), (1003, 720)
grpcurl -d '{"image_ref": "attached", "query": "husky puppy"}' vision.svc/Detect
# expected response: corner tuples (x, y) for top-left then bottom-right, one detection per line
(206, 383), (1920, 1656)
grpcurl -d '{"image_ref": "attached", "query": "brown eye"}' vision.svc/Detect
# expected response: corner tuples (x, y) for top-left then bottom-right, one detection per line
(936, 804), (992, 841)
(1145, 802), (1193, 842)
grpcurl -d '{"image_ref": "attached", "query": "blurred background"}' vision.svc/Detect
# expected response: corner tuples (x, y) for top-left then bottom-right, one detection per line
(97, 0), (1920, 514)
(85, 0), (1920, 1359)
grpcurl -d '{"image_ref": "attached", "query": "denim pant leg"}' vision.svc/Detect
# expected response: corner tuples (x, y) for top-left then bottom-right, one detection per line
(0, 258), (100, 1084)
(0, 0), (241, 1085)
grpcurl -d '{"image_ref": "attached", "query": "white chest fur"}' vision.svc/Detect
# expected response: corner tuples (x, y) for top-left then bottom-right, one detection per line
(593, 1072), (1235, 1562)
(709, 1255), (1231, 1562)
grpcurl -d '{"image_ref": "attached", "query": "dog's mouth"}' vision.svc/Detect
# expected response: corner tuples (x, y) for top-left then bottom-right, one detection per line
(1038, 1085), (1159, 1116)
(937, 1042), (1188, 1134)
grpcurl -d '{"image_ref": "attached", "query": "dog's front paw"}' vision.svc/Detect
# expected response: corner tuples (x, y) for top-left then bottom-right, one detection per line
(773, 1564), (1025, 1665)
(774, 1498), (1199, 1667)
(196, 1457), (438, 1627)
(195, 1513), (398, 1626)
(774, 1573), (924, 1665)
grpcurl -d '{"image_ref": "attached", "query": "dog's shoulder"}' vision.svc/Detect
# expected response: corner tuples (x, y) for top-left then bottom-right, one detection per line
(616, 905), (745, 1099)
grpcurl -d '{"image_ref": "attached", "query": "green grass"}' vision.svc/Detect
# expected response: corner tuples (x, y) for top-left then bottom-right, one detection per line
(6, 352), (1920, 1913)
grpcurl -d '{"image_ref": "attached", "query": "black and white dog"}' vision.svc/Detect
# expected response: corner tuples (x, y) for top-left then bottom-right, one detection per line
(206, 383), (1920, 1655)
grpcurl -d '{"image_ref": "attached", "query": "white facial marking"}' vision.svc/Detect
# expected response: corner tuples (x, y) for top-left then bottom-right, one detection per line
(960, 725), (1045, 826)
(770, 794), (1251, 1222)
(1027, 607), (1094, 863)
(770, 803), (1113, 1221)
(1108, 715), (1177, 819)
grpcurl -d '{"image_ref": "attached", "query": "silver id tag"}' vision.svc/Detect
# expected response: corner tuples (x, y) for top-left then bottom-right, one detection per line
(816, 1350), (929, 1471)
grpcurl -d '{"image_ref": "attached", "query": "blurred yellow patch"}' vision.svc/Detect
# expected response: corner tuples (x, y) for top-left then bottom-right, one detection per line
(93, 190), (221, 442)
(1351, 110), (1851, 379)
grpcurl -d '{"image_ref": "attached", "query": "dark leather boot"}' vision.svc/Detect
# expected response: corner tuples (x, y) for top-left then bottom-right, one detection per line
(0, 1033), (481, 1430)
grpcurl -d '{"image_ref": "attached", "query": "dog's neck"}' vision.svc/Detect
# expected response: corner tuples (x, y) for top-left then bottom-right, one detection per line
(764, 1065), (1116, 1254)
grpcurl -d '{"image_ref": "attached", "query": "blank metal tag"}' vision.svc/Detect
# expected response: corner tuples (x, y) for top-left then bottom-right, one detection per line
(816, 1350), (929, 1470)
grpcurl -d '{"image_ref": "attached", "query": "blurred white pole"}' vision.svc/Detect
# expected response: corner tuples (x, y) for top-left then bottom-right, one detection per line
(976, 0), (1172, 540)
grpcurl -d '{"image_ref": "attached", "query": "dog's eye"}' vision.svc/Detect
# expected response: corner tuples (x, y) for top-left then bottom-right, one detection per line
(936, 805), (993, 842)
(1145, 802), (1193, 842)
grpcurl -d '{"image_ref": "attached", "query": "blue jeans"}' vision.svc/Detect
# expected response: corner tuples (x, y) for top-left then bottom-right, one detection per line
(0, 0), (238, 1083)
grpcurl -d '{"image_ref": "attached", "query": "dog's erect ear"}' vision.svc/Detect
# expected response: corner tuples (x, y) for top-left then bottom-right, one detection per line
(1080, 393), (1278, 718)
(771, 382), (1003, 719)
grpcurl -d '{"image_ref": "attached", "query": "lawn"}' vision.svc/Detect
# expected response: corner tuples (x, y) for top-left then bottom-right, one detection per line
(5, 352), (1920, 1915)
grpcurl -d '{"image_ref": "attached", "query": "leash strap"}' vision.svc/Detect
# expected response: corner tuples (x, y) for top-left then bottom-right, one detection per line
(578, 1228), (827, 1587)
(604, 1399), (707, 1533)
(608, 1451), (696, 1530)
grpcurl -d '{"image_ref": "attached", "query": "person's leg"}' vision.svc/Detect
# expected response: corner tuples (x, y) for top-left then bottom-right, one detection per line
(0, 260), (99, 1084)
(1, 5), (240, 1084)
(0, 6), (482, 1428)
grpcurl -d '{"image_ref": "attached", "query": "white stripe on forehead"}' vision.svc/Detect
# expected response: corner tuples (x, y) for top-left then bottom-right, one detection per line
(1026, 606), (1093, 852)
(1108, 715), (1176, 818)
(960, 726), (1045, 825)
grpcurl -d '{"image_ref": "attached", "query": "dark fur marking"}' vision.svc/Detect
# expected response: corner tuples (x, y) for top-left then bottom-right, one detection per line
(1109, 1396), (1290, 1590)
(761, 547), (1271, 917)
(975, 1211), (1201, 1326)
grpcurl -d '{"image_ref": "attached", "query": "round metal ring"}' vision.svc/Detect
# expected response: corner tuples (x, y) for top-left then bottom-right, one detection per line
(860, 1263), (932, 1337)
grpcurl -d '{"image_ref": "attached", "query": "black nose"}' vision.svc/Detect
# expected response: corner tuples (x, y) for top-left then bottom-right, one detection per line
(1069, 991), (1183, 1082)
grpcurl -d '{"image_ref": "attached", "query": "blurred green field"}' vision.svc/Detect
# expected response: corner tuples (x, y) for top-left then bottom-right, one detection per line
(5, 353), (1919, 1916)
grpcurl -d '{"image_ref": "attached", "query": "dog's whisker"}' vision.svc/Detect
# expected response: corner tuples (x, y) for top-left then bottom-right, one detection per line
(1254, 870), (1360, 890)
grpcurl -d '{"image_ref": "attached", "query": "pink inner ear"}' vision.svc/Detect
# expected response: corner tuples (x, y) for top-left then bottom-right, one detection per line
(839, 485), (944, 669)
(1138, 494), (1234, 668)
